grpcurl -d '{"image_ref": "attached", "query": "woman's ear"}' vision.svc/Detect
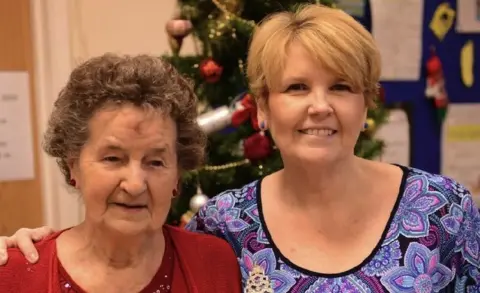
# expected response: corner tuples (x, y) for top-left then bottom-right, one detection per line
(67, 158), (79, 181)
(256, 98), (268, 129)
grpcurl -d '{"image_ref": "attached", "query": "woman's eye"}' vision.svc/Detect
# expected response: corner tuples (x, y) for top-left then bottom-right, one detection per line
(150, 160), (165, 167)
(286, 83), (308, 91)
(103, 156), (120, 162)
(331, 84), (352, 92)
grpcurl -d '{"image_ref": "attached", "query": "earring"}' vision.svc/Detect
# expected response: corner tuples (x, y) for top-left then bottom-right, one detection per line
(363, 122), (369, 130)
(259, 121), (267, 131)
(69, 178), (76, 187)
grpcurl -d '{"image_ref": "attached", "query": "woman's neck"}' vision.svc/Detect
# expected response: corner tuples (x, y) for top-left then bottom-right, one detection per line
(278, 155), (366, 208)
(61, 223), (165, 270)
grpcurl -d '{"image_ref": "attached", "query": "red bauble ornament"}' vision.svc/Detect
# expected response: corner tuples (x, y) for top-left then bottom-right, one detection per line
(231, 94), (259, 130)
(243, 132), (272, 162)
(200, 58), (223, 83)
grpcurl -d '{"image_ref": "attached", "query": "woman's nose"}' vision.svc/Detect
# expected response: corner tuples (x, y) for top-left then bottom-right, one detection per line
(307, 92), (333, 116)
(120, 164), (147, 196)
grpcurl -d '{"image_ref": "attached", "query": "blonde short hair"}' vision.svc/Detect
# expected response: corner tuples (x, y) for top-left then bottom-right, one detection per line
(247, 4), (381, 108)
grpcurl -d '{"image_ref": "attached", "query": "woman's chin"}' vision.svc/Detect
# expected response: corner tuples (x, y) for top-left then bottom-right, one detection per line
(294, 148), (341, 165)
(104, 219), (157, 236)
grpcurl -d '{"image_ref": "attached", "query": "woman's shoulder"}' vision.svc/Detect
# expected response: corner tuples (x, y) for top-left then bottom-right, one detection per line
(0, 231), (61, 291)
(5, 230), (60, 266)
(166, 225), (234, 253)
(402, 165), (474, 205)
(397, 166), (480, 259)
(209, 180), (260, 205)
(165, 225), (238, 269)
(399, 165), (478, 219)
(184, 180), (260, 234)
(165, 225), (242, 292)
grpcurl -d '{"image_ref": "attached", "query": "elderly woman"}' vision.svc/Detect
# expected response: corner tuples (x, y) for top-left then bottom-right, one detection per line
(0, 54), (241, 292)
(2, 4), (480, 292)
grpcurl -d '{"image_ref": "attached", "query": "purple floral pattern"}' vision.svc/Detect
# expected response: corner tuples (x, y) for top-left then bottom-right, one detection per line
(305, 275), (372, 293)
(201, 193), (249, 233)
(187, 167), (480, 292)
(380, 242), (453, 292)
(384, 175), (448, 244)
(244, 205), (268, 244)
(362, 240), (402, 277)
(441, 195), (480, 267)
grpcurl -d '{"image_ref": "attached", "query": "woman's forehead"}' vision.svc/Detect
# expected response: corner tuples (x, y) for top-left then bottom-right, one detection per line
(88, 105), (175, 141)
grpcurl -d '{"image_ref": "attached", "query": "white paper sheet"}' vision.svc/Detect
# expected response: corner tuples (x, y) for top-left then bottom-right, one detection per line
(456, 0), (480, 33)
(374, 109), (410, 166)
(442, 104), (480, 205)
(370, 0), (423, 81)
(0, 71), (35, 181)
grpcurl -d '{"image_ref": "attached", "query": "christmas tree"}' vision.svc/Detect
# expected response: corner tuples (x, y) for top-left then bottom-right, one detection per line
(162, 0), (389, 225)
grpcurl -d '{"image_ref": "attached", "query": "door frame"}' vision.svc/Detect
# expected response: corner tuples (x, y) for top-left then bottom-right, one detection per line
(30, 0), (83, 229)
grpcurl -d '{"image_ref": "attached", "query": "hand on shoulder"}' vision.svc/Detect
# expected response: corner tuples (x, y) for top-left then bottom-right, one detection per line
(0, 226), (56, 265)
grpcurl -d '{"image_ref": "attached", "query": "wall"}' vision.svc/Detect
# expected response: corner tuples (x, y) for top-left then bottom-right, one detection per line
(32, 0), (194, 229)
(0, 0), (44, 235)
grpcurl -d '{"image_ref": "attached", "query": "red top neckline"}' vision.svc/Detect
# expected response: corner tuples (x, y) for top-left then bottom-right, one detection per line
(57, 228), (175, 293)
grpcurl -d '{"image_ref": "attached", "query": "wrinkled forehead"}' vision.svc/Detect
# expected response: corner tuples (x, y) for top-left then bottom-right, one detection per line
(87, 103), (175, 141)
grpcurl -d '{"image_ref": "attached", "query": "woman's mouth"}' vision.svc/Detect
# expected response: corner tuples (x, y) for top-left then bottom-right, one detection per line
(112, 203), (147, 211)
(299, 129), (337, 136)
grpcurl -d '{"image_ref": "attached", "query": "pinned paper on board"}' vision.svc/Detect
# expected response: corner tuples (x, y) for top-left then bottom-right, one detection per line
(460, 40), (475, 87)
(429, 2), (456, 41)
(457, 0), (480, 33)
(370, 0), (423, 81)
(442, 104), (480, 204)
(374, 109), (410, 166)
(0, 71), (35, 181)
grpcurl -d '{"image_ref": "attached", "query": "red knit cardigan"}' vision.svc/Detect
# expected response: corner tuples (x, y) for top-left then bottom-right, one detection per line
(0, 225), (242, 293)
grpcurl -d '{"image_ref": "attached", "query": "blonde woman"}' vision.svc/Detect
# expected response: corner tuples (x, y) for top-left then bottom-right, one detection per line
(1, 4), (479, 292)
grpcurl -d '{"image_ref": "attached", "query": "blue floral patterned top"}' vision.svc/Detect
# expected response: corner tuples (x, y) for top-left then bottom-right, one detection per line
(186, 166), (480, 292)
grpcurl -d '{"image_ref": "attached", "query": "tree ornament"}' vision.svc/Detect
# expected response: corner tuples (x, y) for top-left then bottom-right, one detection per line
(165, 19), (192, 55)
(243, 132), (272, 162)
(425, 48), (449, 123)
(197, 106), (233, 135)
(166, 19), (192, 38)
(364, 118), (376, 131)
(231, 93), (259, 130)
(189, 186), (209, 213)
(199, 58), (223, 83)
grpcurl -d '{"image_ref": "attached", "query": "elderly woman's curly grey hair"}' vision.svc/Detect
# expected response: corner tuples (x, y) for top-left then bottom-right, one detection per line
(43, 53), (207, 184)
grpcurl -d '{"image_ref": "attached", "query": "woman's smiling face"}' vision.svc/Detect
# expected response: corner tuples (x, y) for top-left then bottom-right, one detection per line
(257, 43), (367, 165)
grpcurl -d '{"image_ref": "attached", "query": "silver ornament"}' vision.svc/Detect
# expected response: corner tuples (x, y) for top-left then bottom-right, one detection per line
(197, 106), (233, 135)
(189, 190), (209, 213)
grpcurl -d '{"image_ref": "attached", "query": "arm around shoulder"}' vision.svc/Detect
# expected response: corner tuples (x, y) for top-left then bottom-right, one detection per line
(0, 248), (48, 292)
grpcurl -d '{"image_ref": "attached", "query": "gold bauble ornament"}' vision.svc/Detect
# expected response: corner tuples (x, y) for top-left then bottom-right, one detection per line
(366, 118), (376, 131)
